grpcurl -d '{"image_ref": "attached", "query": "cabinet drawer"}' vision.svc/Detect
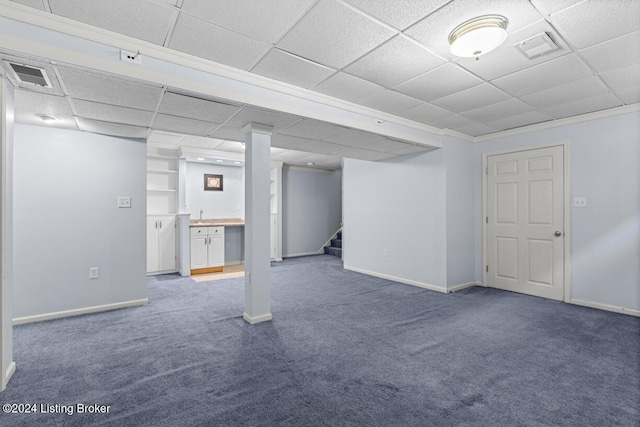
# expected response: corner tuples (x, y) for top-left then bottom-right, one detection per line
(191, 227), (208, 236)
(207, 226), (223, 236)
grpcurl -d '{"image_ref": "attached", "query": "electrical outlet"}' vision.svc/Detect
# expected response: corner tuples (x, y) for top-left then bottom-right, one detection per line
(89, 267), (99, 279)
(120, 49), (141, 65)
(118, 197), (131, 208)
(574, 197), (587, 208)
(246, 272), (251, 285)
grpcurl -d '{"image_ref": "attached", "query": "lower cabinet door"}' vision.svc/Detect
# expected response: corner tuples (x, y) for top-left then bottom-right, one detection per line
(158, 216), (176, 271)
(147, 218), (159, 273)
(191, 235), (208, 269)
(208, 235), (225, 267)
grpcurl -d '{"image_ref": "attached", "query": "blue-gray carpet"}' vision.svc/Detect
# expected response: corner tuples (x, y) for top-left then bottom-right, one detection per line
(1, 255), (639, 426)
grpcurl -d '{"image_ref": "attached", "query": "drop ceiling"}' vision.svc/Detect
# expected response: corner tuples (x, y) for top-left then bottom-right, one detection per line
(2, 0), (639, 167)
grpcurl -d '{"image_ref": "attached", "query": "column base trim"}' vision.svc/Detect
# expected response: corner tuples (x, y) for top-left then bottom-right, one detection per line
(243, 312), (272, 324)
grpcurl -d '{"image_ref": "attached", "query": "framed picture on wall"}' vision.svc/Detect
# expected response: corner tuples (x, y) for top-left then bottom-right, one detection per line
(204, 174), (223, 191)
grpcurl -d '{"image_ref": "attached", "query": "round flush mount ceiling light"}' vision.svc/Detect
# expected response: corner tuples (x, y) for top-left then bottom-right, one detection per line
(448, 15), (508, 58)
(36, 114), (57, 122)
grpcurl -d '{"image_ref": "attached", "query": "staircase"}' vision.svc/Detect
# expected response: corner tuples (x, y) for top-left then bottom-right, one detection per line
(324, 231), (342, 258)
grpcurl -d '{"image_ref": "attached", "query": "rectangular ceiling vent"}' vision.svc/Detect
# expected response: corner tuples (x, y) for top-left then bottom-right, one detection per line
(514, 32), (560, 59)
(9, 63), (53, 88)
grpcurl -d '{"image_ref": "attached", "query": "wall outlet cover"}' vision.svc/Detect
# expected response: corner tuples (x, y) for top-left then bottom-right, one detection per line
(89, 267), (99, 279)
(118, 196), (131, 208)
(574, 197), (587, 208)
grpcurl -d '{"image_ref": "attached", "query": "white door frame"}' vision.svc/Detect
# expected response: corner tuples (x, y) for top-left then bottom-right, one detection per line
(482, 141), (572, 303)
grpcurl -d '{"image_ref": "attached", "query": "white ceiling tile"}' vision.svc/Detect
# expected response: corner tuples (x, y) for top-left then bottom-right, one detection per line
(431, 84), (510, 113)
(599, 63), (640, 95)
(15, 112), (78, 130)
(1, 56), (65, 96)
(48, 0), (175, 45)
(214, 141), (246, 153)
(208, 125), (245, 142)
(147, 130), (185, 146)
(180, 0), (316, 44)
(486, 111), (552, 130)
(332, 146), (380, 159)
(251, 49), (335, 89)
(460, 98), (533, 123)
(344, 35), (445, 88)
(456, 21), (571, 81)
(529, 0), (583, 16)
(76, 118), (148, 138)
(396, 102), (451, 123)
(276, 0), (395, 69)
(430, 114), (477, 129)
(168, 14), (270, 70)
(324, 129), (405, 152)
(357, 90), (422, 115)
(311, 72), (385, 103)
(271, 134), (316, 151)
(360, 151), (403, 161)
(159, 92), (241, 123)
(15, 90), (72, 116)
(227, 107), (301, 131)
(279, 119), (347, 140)
(405, 0), (544, 59)
(180, 135), (225, 150)
(72, 99), (154, 127)
(344, 0), (450, 30)
(57, 67), (162, 111)
(271, 150), (314, 162)
(614, 87), (640, 105)
(388, 144), (432, 155)
(299, 153), (343, 164)
(453, 123), (499, 137)
(550, 0), (640, 49)
(154, 0), (178, 5)
(491, 54), (592, 97)
(540, 93), (622, 119)
(579, 30), (640, 73)
(300, 141), (350, 155)
(152, 113), (220, 136)
(10, 0), (45, 9)
(519, 76), (609, 109)
(394, 63), (482, 102)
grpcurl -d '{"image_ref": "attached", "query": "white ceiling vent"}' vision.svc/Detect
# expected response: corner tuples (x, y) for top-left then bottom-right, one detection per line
(514, 32), (560, 59)
(9, 63), (53, 88)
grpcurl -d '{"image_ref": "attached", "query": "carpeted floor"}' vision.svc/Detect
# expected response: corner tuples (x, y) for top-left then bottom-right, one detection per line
(1, 255), (639, 426)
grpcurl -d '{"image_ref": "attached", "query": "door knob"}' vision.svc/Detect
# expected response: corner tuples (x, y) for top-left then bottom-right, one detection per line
(554, 231), (562, 237)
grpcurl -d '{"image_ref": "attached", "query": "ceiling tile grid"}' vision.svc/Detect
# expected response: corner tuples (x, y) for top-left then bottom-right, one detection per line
(357, 90), (423, 115)
(72, 99), (154, 127)
(310, 72), (386, 103)
(76, 118), (148, 138)
(158, 92), (242, 123)
(431, 83), (510, 113)
(343, 0), (451, 30)
(152, 113), (220, 136)
(394, 63), (483, 102)
(250, 49), (336, 89)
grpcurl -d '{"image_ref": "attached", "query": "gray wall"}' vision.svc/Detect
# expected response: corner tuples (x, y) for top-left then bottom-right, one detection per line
(185, 161), (244, 220)
(13, 124), (148, 319)
(282, 167), (342, 257)
(473, 111), (640, 311)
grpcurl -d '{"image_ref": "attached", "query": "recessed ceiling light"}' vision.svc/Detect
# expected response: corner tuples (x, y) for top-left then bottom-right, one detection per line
(36, 114), (57, 122)
(216, 159), (224, 163)
(197, 157), (205, 161)
(448, 15), (508, 59)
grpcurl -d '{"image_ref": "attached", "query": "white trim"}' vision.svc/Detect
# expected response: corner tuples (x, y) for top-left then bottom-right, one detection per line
(242, 123), (273, 136)
(447, 281), (480, 293)
(283, 250), (324, 258)
(12, 299), (148, 325)
(344, 265), (448, 294)
(283, 165), (337, 173)
(570, 299), (640, 317)
(482, 141), (571, 302)
(243, 312), (272, 324)
(3, 361), (15, 389)
(475, 104), (640, 142)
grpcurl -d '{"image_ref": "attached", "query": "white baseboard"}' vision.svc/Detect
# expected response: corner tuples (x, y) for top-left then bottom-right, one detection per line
(344, 265), (448, 294)
(570, 299), (640, 317)
(243, 312), (272, 324)
(2, 361), (16, 391)
(448, 281), (480, 293)
(13, 299), (149, 325)
(283, 250), (323, 258)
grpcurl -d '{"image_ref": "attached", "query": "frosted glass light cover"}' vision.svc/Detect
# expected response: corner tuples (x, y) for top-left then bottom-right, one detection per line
(448, 15), (509, 58)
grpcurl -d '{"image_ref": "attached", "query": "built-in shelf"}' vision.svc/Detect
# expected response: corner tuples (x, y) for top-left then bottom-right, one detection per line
(147, 188), (177, 192)
(148, 169), (178, 174)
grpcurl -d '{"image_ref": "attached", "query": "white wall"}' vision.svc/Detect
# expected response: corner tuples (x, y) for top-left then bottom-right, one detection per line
(185, 161), (244, 220)
(13, 125), (148, 319)
(444, 137), (476, 287)
(282, 167), (342, 257)
(473, 111), (640, 312)
(343, 151), (448, 290)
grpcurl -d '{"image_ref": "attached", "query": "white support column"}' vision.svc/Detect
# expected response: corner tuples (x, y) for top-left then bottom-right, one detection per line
(242, 124), (273, 324)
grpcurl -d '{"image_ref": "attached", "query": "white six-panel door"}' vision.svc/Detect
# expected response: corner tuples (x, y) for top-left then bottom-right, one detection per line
(487, 145), (565, 301)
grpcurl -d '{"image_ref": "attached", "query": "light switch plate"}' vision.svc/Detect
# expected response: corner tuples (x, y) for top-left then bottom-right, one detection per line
(574, 197), (587, 208)
(118, 197), (131, 208)
(89, 267), (99, 279)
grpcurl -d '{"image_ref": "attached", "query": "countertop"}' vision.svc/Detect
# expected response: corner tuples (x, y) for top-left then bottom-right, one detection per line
(189, 218), (245, 227)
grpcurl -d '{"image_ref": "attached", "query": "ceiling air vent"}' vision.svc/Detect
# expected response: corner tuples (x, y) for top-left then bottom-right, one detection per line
(514, 32), (560, 59)
(9, 63), (52, 88)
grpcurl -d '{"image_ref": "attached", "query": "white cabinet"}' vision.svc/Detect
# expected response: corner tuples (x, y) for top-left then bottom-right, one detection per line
(190, 226), (225, 273)
(147, 216), (176, 274)
(147, 156), (177, 215)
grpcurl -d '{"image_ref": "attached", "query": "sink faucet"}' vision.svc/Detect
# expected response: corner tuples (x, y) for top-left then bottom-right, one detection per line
(199, 209), (203, 221)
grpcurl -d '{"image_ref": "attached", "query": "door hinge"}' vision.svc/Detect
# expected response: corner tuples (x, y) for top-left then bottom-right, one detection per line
(486, 216), (488, 224)
(485, 167), (488, 175)
(486, 265), (488, 273)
